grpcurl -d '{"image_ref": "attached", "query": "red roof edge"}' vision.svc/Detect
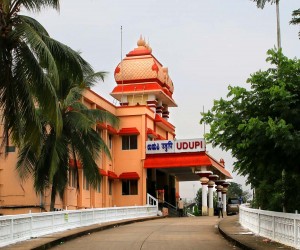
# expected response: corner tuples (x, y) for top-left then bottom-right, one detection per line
(126, 48), (152, 57)
(97, 122), (106, 129)
(118, 127), (140, 135)
(156, 134), (166, 140)
(99, 168), (108, 176)
(107, 170), (118, 179)
(107, 125), (118, 134)
(154, 114), (175, 131)
(69, 159), (82, 169)
(119, 172), (140, 180)
(206, 153), (232, 179)
(147, 128), (158, 138)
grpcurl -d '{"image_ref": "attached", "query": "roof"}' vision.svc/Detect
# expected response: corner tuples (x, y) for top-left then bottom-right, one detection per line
(144, 152), (211, 168)
(111, 36), (176, 106)
(118, 127), (140, 135)
(119, 172), (140, 180)
(147, 128), (158, 139)
(69, 159), (82, 168)
(206, 153), (232, 179)
(107, 170), (118, 179)
(144, 152), (232, 179)
(99, 169), (108, 176)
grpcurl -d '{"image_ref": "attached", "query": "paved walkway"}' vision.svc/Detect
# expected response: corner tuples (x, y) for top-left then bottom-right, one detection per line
(50, 216), (237, 250)
(0, 215), (295, 250)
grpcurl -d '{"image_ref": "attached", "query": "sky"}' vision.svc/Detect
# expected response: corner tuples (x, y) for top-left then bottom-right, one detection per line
(25, 0), (300, 200)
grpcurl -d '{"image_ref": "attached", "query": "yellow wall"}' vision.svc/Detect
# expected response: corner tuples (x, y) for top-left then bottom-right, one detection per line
(0, 89), (178, 214)
(0, 149), (44, 215)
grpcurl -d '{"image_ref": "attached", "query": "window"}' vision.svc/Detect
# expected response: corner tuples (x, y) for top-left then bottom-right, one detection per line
(96, 176), (102, 193)
(122, 135), (137, 150)
(96, 127), (103, 137)
(122, 180), (138, 195)
(108, 180), (113, 195)
(69, 168), (77, 188)
(83, 174), (90, 191)
(5, 146), (15, 153)
(109, 134), (113, 149)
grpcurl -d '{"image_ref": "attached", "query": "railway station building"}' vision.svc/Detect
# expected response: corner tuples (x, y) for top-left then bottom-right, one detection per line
(0, 37), (232, 216)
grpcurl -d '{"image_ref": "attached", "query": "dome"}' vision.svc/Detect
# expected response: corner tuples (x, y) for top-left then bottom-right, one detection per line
(114, 36), (174, 94)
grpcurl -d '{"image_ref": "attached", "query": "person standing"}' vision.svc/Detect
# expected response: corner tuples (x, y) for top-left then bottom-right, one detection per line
(239, 196), (243, 205)
(217, 197), (223, 218)
(178, 198), (184, 217)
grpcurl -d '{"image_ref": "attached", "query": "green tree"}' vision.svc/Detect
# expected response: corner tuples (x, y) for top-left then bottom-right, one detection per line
(195, 188), (202, 208)
(227, 182), (242, 199)
(17, 72), (119, 211)
(195, 188), (218, 212)
(227, 182), (251, 203)
(251, 0), (281, 48)
(290, 8), (300, 39)
(0, 0), (87, 151)
(201, 49), (300, 212)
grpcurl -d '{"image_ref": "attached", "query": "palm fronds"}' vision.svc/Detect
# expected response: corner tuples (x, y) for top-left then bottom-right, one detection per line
(290, 9), (300, 39)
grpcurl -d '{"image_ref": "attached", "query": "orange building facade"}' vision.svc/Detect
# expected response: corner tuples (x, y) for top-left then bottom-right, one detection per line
(0, 37), (231, 215)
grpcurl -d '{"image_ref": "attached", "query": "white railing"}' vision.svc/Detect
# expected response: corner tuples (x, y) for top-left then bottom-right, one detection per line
(147, 193), (158, 208)
(0, 204), (158, 247)
(239, 205), (300, 249)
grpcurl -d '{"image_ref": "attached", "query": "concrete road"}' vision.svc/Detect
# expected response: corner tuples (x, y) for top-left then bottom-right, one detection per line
(51, 217), (240, 250)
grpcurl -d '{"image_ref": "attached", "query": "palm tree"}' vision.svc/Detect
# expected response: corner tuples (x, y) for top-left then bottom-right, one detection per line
(17, 72), (119, 211)
(0, 0), (87, 152)
(252, 0), (281, 49)
(290, 9), (300, 39)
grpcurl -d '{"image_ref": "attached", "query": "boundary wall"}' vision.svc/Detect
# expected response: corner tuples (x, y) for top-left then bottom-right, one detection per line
(239, 205), (300, 249)
(0, 204), (158, 247)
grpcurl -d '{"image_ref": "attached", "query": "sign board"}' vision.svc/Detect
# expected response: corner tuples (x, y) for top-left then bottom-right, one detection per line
(146, 138), (205, 154)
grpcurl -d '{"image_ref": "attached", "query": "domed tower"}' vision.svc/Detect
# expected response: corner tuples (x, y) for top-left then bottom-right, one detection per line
(111, 36), (177, 121)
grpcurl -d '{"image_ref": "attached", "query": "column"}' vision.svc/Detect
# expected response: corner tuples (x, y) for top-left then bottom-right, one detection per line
(156, 100), (163, 116)
(208, 174), (219, 216)
(215, 180), (224, 200)
(222, 182), (230, 214)
(208, 180), (215, 216)
(216, 185), (223, 200)
(197, 170), (212, 216)
(222, 190), (227, 214)
(162, 105), (169, 121)
(200, 177), (209, 216)
(120, 95), (129, 106)
(147, 94), (157, 112)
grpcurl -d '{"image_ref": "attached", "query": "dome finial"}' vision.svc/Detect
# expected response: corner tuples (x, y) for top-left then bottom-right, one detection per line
(137, 35), (145, 46)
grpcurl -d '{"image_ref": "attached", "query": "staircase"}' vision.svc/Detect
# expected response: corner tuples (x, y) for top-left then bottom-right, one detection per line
(161, 201), (179, 217)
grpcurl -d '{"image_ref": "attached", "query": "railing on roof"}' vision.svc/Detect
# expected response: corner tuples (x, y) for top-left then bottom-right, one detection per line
(0, 201), (158, 248)
(239, 204), (300, 249)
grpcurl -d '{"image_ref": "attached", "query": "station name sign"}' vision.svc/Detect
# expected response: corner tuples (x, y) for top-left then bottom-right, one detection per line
(146, 138), (205, 154)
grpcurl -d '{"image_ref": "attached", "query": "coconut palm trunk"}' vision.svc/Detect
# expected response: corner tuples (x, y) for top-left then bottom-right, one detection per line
(276, 0), (281, 49)
(50, 176), (58, 211)
(252, 0), (281, 49)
